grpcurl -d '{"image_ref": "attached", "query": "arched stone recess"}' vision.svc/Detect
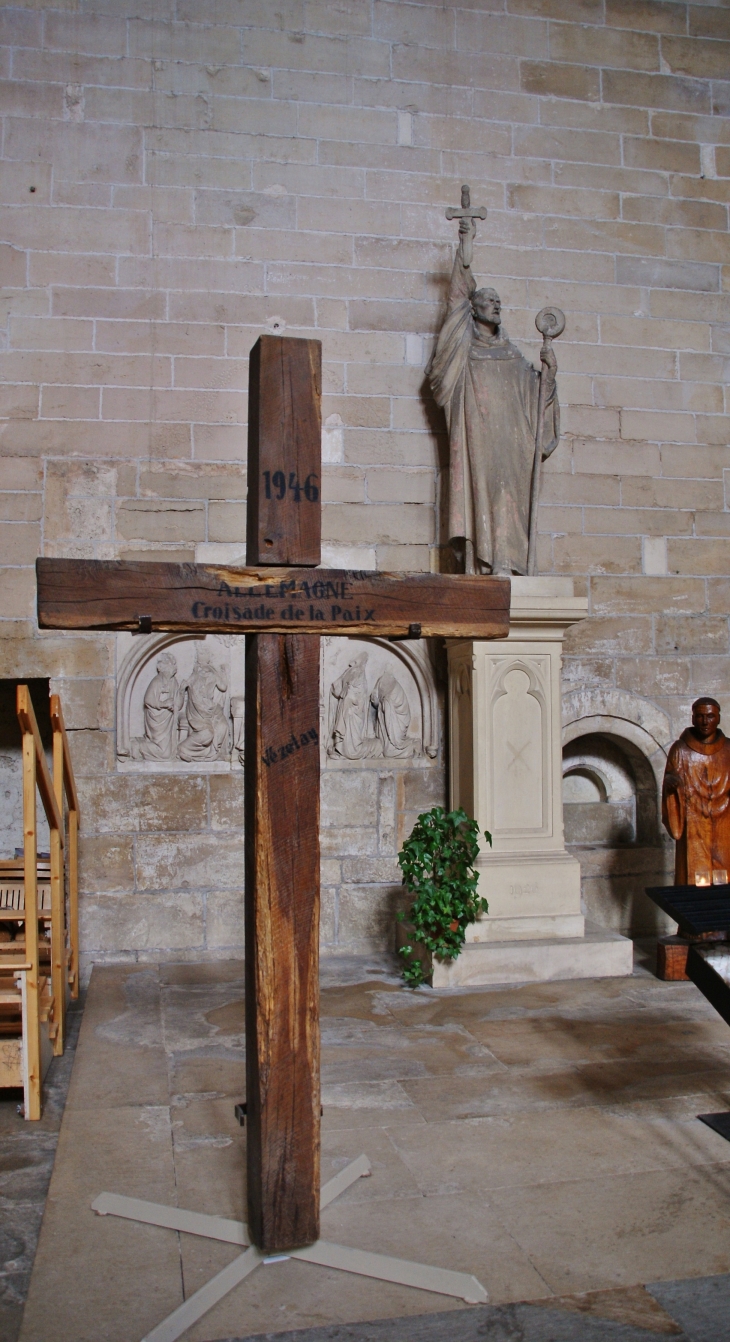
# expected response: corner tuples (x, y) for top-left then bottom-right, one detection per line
(562, 688), (671, 787)
(116, 631), (245, 772)
(561, 688), (673, 937)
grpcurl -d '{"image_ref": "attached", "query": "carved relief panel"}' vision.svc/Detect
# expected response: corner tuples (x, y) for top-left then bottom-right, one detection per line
(322, 637), (439, 766)
(117, 633), (442, 780)
(116, 632), (245, 772)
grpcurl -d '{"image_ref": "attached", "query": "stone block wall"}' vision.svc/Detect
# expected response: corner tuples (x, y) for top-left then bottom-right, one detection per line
(0, 0), (729, 963)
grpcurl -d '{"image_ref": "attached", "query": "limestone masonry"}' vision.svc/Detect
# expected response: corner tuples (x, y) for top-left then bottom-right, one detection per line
(0, 0), (729, 972)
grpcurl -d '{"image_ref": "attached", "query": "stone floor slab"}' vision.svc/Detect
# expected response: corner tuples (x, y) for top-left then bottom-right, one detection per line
(648, 1272), (730, 1342)
(16, 959), (730, 1342)
(204, 1298), (689, 1342)
(487, 1163), (730, 1296)
(388, 1103), (730, 1196)
(0, 998), (83, 1342)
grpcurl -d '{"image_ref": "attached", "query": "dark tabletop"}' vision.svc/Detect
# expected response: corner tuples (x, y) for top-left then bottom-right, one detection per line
(645, 884), (730, 936)
(687, 942), (730, 1028)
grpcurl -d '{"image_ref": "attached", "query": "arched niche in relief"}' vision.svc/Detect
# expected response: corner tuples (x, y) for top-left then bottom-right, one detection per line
(490, 655), (549, 835)
(321, 636), (439, 766)
(116, 631), (246, 772)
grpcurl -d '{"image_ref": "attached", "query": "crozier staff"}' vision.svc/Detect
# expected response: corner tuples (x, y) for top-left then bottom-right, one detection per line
(662, 697), (730, 885)
(428, 185), (561, 577)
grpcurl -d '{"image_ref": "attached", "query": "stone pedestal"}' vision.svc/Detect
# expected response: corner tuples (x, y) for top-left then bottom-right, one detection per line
(445, 577), (633, 988)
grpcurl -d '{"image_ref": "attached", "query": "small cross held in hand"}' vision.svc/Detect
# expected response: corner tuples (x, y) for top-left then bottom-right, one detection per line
(445, 183), (487, 268)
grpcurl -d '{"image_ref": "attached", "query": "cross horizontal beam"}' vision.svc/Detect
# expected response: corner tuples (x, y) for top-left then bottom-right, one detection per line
(36, 559), (510, 640)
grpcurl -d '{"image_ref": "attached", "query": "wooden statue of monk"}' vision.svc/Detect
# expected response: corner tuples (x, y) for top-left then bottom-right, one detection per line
(662, 697), (730, 885)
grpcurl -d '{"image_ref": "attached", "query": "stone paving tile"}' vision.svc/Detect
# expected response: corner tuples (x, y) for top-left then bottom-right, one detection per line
(321, 1017), (503, 1084)
(207, 1293), (691, 1342)
(205, 1275), (730, 1342)
(0, 997), (83, 1342)
(317, 1187), (552, 1305)
(648, 1273), (730, 1342)
(396, 1058), (730, 1124)
(16, 960), (730, 1342)
(387, 1105), (730, 1197)
(487, 1164), (730, 1297)
(66, 968), (169, 1110)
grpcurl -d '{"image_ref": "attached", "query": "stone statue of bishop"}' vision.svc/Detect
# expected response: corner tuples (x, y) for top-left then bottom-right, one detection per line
(428, 197), (560, 576)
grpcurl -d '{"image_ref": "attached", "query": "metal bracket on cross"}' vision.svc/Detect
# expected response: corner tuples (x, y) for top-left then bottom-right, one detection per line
(91, 1154), (488, 1342)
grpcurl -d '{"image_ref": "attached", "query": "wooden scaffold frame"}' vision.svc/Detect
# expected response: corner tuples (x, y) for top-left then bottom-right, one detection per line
(0, 686), (80, 1118)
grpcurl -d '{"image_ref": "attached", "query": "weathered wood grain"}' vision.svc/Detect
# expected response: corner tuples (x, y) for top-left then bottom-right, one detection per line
(36, 560), (511, 640)
(245, 335), (322, 1253)
(245, 632), (320, 1252)
(246, 335), (322, 567)
(34, 328), (512, 1255)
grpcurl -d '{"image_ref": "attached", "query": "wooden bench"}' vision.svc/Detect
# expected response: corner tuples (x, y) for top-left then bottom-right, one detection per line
(0, 871), (56, 1111)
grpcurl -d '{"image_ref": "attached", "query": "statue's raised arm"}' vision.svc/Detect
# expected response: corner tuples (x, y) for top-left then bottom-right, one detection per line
(445, 230), (476, 312)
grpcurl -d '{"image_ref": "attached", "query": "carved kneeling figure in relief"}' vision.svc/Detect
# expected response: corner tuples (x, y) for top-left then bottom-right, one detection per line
(177, 644), (230, 762)
(130, 644), (231, 763)
(328, 653), (419, 761)
(130, 652), (183, 761)
(371, 672), (417, 759)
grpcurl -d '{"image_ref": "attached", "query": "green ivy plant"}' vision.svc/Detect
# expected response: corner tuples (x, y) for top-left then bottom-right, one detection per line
(396, 806), (491, 987)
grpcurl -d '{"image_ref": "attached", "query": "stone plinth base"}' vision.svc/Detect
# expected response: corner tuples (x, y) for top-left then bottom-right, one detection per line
(465, 850), (584, 942)
(446, 578), (634, 988)
(432, 924), (634, 988)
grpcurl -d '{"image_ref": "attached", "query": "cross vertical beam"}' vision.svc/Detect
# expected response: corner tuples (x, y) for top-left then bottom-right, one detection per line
(246, 334), (321, 568)
(244, 633), (320, 1251)
(244, 335), (322, 1253)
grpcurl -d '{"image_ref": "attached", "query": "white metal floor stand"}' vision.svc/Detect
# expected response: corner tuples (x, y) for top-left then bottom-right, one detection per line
(92, 1154), (488, 1342)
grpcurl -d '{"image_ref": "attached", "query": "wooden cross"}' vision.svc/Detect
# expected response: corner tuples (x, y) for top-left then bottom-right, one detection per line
(36, 335), (510, 1256)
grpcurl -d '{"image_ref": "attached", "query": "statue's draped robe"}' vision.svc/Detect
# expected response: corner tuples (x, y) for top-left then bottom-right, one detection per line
(428, 255), (559, 574)
(372, 675), (413, 758)
(133, 671), (180, 760)
(329, 664), (377, 759)
(662, 728), (730, 884)
(178, 663), (230, 761)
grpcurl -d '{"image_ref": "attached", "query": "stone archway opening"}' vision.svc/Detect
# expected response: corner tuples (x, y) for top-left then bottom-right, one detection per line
(562, 729), (672, 938)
